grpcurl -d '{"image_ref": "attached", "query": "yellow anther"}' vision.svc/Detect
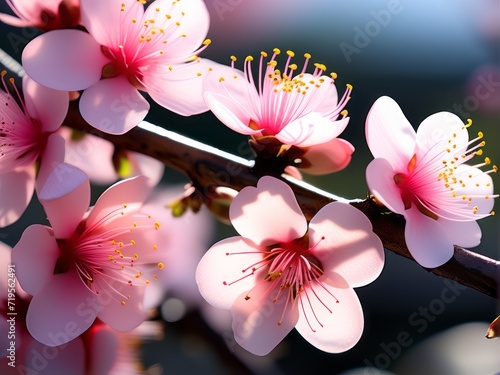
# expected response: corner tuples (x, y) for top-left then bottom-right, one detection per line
(304, 53), (311, 59)
(158, 263), (164, 269)
(155, 221), (161, 230)
(203, 39), (211, 45)
(346, 83), (353, 90)
(476, 149), (483, 156)
(273, 48), (281, 55)
(340, 110), (348, 117)
(245, 55), (254, 62)
(121, 301), (126, 306)
(219, 77), (225, 82)
(230, 55), (237, 61)
(465, 118), (473, 127)
(286, 50), (295, 57)
(485, 157), (491, 165)
(289, 64), (297, 70)
(478, 131), (484, 138)
(330, 72), (338, 79)
(493, 165), (498, 173)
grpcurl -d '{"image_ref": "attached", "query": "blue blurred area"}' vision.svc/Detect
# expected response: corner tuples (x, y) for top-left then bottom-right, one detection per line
(0, 0), (498, 374)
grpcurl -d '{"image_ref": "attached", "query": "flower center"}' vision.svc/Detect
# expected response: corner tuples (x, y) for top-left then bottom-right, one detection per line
(393, 119), (497, 220)
(55, 203), (163, 306)
(100, 2), (211, 89)
(224, 235), (339, 331)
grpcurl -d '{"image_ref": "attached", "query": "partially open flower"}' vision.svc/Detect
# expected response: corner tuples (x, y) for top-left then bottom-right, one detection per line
(203, 49), (354, 175)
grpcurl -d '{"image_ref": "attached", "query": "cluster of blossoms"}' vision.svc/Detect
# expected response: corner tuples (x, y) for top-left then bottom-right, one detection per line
(0, 0), (497, 369)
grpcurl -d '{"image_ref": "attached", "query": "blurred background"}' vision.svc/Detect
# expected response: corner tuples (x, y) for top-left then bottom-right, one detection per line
(1, 0), (499, 374)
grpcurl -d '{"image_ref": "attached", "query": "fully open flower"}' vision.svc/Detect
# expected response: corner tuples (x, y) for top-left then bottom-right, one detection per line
(22, 0), (213, 134)
(12, 169), (165, 346)
(365, 96), (497, 268)
(0, 0), (80, 30)
(203, 49), (354, 175)
(0, 71), (68, 227)
(196, 176), (384, 355)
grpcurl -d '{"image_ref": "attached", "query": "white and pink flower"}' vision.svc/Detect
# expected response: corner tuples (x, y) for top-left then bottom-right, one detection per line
(196, 176), (384, 355)
(203, 49), (354, 175)
(0, 72), (68, 227)
(22, 0), (213, 135)
(365, 96), (497, 268)
(12, 169), (165, 346)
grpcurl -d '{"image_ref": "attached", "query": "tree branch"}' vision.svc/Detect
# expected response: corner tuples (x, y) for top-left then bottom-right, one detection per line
(64, 103), (500, 299)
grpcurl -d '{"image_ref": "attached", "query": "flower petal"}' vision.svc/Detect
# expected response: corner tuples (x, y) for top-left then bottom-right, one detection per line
(437, 219), (481, 248)
(11, 224), (58, 296)
(300, 138), (354, 175)
(22, 29), (108, 91)
(89, 326), (119, 375)
(196, 236), (264, 310)
(404, 206), (454, 268)
(22, 75), (69, 133)
(0, 166), (35, 228)
(38, 163), (90, 238)
(25, 337), (85, 375)
(36, 133), (66, 193)
(147, 0), (209, 57)
(26, 272), (97, 347)
(203, 65), (261, 135)
(365, 96), (416, 172)
(295, 274), (364, 353)
(416, 112), (468, 158)
(308, 202), (385, 287)
(81, 0), (143, 47)
(366, 158), (405, 214)
(125, 152), (165, 187)
(97, 284), (147, 331)
(145, 58), (213, 116)
(79, 76), (150, 135)
(229, 176), (307, 246)
(231, 282), (299, 356)
(86, 175), (150, 227)
(276, 114), (349, 147)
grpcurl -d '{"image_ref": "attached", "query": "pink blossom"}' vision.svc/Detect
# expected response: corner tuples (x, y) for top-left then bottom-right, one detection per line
(203, 48), (354, 175)
(22, 0), (213, 135)
(0, 72), (68, 227)
(365, 96), (497, 268)
(12, 170), (165, 347)
(0, 0), (80, 30)
(196, 176), (384, 355)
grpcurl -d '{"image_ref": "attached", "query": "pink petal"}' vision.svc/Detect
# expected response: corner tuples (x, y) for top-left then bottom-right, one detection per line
(0, 13), (36, 27)
(125, 152), (165, 187)
(0, 166), (35, 227)
(365, 96), (416, 172)
(295, 274), (364, 353)
(300, 138), (354, 175)
(231, 282), (299, 356)
(144, 59), (212, 116)
(11, 224), (59, 296)
(203, 64), (261, 135)
(22, 75), (69, 133)
(365, 158), (405, 214)
(86, 175), (150, 227)
(22, 29), (108, 91)
(25, 337), (85, 375)
(59, 128), (117, 185)
(276, 114), (349, 147)
(404, 206), (454, 268)
(36, 133), (66, 192)
(308, 202), (385, 287)
(79, 76), (150, 135)
(196, 236), (264, 310)
(437, 219), (481, 248)
(145, 0), (210, 57)
(81, 0), (144, 47)
(229, 176), (307, 246)
(97, 285), (147, 331)
(38, 163), (90, 238)
(26, 272), (97, 346)
(89, 326), (119, 375)
(416, 112), (468, 158)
